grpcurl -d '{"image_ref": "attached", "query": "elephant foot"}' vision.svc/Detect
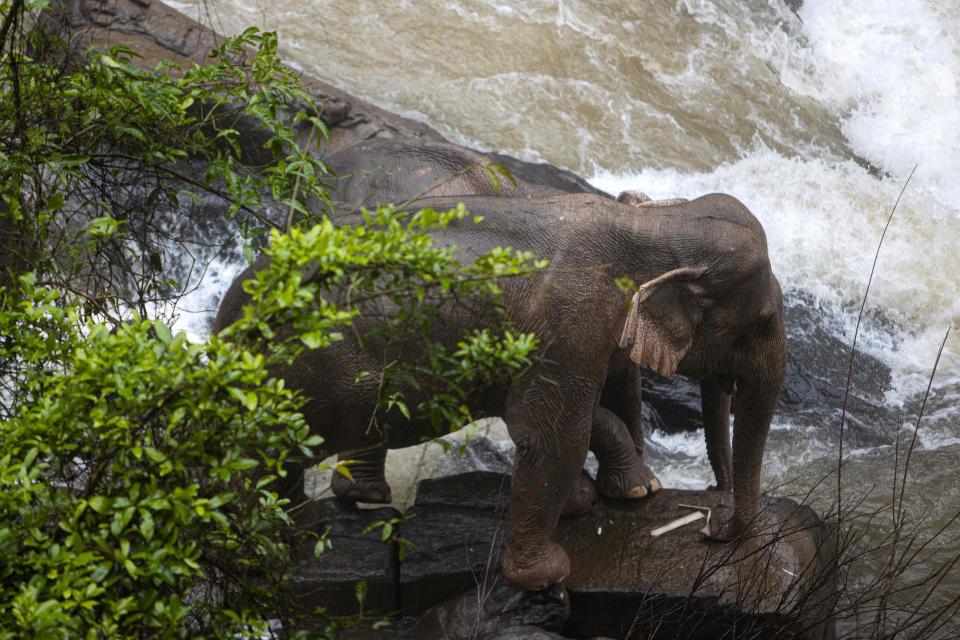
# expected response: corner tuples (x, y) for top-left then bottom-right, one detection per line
(331, 470), (392, 504)
(560, 470), (598, 518)
(501, 539), (570, 591)
(701, 513), (748, 542)
(596, 461), (661, 500)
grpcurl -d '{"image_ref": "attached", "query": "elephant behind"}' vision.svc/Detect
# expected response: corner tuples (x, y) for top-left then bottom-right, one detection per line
(214, 192), (786, 590)
(321, 138), (567, 211)
(315, 138), (661, 504)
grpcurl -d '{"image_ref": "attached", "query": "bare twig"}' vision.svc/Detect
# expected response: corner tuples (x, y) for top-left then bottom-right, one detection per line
(837, 165), (916, 516)
(898, 326), (951, 516)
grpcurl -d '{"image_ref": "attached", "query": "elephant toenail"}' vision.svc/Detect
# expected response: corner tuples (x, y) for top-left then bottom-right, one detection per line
(650, 478), (662, 492)
(628, 486), (647, 498)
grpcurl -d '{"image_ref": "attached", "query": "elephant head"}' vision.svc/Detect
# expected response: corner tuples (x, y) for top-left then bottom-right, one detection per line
(613, 199), (787, 538)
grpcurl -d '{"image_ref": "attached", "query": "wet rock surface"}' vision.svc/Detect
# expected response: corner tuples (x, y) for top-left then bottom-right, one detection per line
(558, 490), (836, 640)
(400, 471), (511, 613)
(410, 581), (569, 640)
(779, 290), (894, 447)
(291, 471), (835, 639)
(289, 498), (401, 616)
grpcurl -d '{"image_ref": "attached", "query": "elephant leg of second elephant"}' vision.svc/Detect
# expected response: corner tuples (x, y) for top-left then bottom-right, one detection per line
(701, 378), (733, 491)
(330, 445), (392, 504)
(600, 365), (646, 457)
(591, 406), (660, 499)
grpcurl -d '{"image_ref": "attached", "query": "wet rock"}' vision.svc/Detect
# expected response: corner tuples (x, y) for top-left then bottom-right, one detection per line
(491, 153), (610, 198)
(558, 489), (836, 640)
(399, 471), (511, 613)
(401, 472), (835, 639)
(641, 369), (703, 434)
(783, 0), (803, 15)
(484, 626), (571, 640)
(410, 581), (569, 640)
(289, 498), (401, 616)
(780, 290), (894, 446)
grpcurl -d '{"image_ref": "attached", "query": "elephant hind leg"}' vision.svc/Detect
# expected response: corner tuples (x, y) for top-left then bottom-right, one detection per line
(592, 406), (661, 499)
(560, 470), (598, 518)
(331, 445), (392, 504)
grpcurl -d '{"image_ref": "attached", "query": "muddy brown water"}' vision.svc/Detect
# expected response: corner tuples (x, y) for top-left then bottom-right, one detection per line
(170, 0), (960, 633)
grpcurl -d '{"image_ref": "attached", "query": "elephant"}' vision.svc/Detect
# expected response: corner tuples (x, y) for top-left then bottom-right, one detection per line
(316, 138), (662, 504)
(321, 138), (567, 211)
(615, 189), (689, 209)
(214, 191), (786, 590)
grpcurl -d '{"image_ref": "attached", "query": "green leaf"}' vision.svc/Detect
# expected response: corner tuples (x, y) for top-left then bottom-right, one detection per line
(88, 496), (112, 514)
(139, 512), (155, 541)
(152, 320), (172, 344)
(99, 54), (123, 69)
(87, 216), (121, 239)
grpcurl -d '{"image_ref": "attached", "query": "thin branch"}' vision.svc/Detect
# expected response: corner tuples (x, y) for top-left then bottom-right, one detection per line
(837, 164), (916, 515)
(898, 326), (951, 516)
(0, 0), (24, 52)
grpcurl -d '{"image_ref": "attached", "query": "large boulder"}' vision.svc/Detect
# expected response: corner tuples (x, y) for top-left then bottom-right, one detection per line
(410, 581), (570, 640)
(558, 490), (837, 639)
(289, 498), (402, 616)
(399, 471), (513, 614)
(396, 471), (836, 639)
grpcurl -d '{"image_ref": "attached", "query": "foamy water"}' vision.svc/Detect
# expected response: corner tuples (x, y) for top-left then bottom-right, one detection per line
(168, 0), (960, 552)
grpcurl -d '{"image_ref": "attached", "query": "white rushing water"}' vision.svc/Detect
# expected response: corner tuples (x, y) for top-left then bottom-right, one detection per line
(169, 1), (959, 454)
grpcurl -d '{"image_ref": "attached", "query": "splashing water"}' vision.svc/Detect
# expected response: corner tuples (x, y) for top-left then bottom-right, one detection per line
(167, 1), (960, 608)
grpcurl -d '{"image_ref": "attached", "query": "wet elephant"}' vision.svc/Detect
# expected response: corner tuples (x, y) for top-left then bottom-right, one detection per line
(319, 139), (661, 503)
(321, 138), (567, 211)
(214, 192), (786, 589)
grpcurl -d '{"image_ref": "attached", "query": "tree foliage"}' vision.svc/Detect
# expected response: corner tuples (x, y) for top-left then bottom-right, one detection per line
(0, 2), (541, 635)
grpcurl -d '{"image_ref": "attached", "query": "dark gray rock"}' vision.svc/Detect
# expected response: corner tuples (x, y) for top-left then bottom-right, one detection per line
(783, 0), (803, 14)
(641, 369), (703, 434)
(414, 469), (513, 512)
(558, 490), (836, 640)
(410, 581), (569, 640)
(402, 473), (835, 639)
(289, 498), (401, 616)
(400, 472), (511, 613)
(779, 290), (894, 446)
(491, 153), (611, 199)
(484, 626), (571, 640)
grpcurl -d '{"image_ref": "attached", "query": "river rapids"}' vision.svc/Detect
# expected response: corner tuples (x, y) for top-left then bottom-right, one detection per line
(170, 0), (960, 627)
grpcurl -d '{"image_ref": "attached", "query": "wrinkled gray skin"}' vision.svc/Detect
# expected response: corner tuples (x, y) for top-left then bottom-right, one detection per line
(215, 192), (786, 590)
(319, 139), (662, 505)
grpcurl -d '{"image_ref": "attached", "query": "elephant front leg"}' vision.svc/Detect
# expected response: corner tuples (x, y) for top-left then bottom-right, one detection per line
(701, 378), (733, 492)
(330, 444), (391, 504)
(501, 377), (596, 590)
(703, 334), (785, 541)
(591, 406), (660, 499)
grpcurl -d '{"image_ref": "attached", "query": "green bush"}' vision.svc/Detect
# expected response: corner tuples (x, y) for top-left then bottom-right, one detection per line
(0, 4), (541, 635)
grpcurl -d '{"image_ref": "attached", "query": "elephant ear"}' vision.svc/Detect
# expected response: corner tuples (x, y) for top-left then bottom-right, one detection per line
(618, 267), (706, 377)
